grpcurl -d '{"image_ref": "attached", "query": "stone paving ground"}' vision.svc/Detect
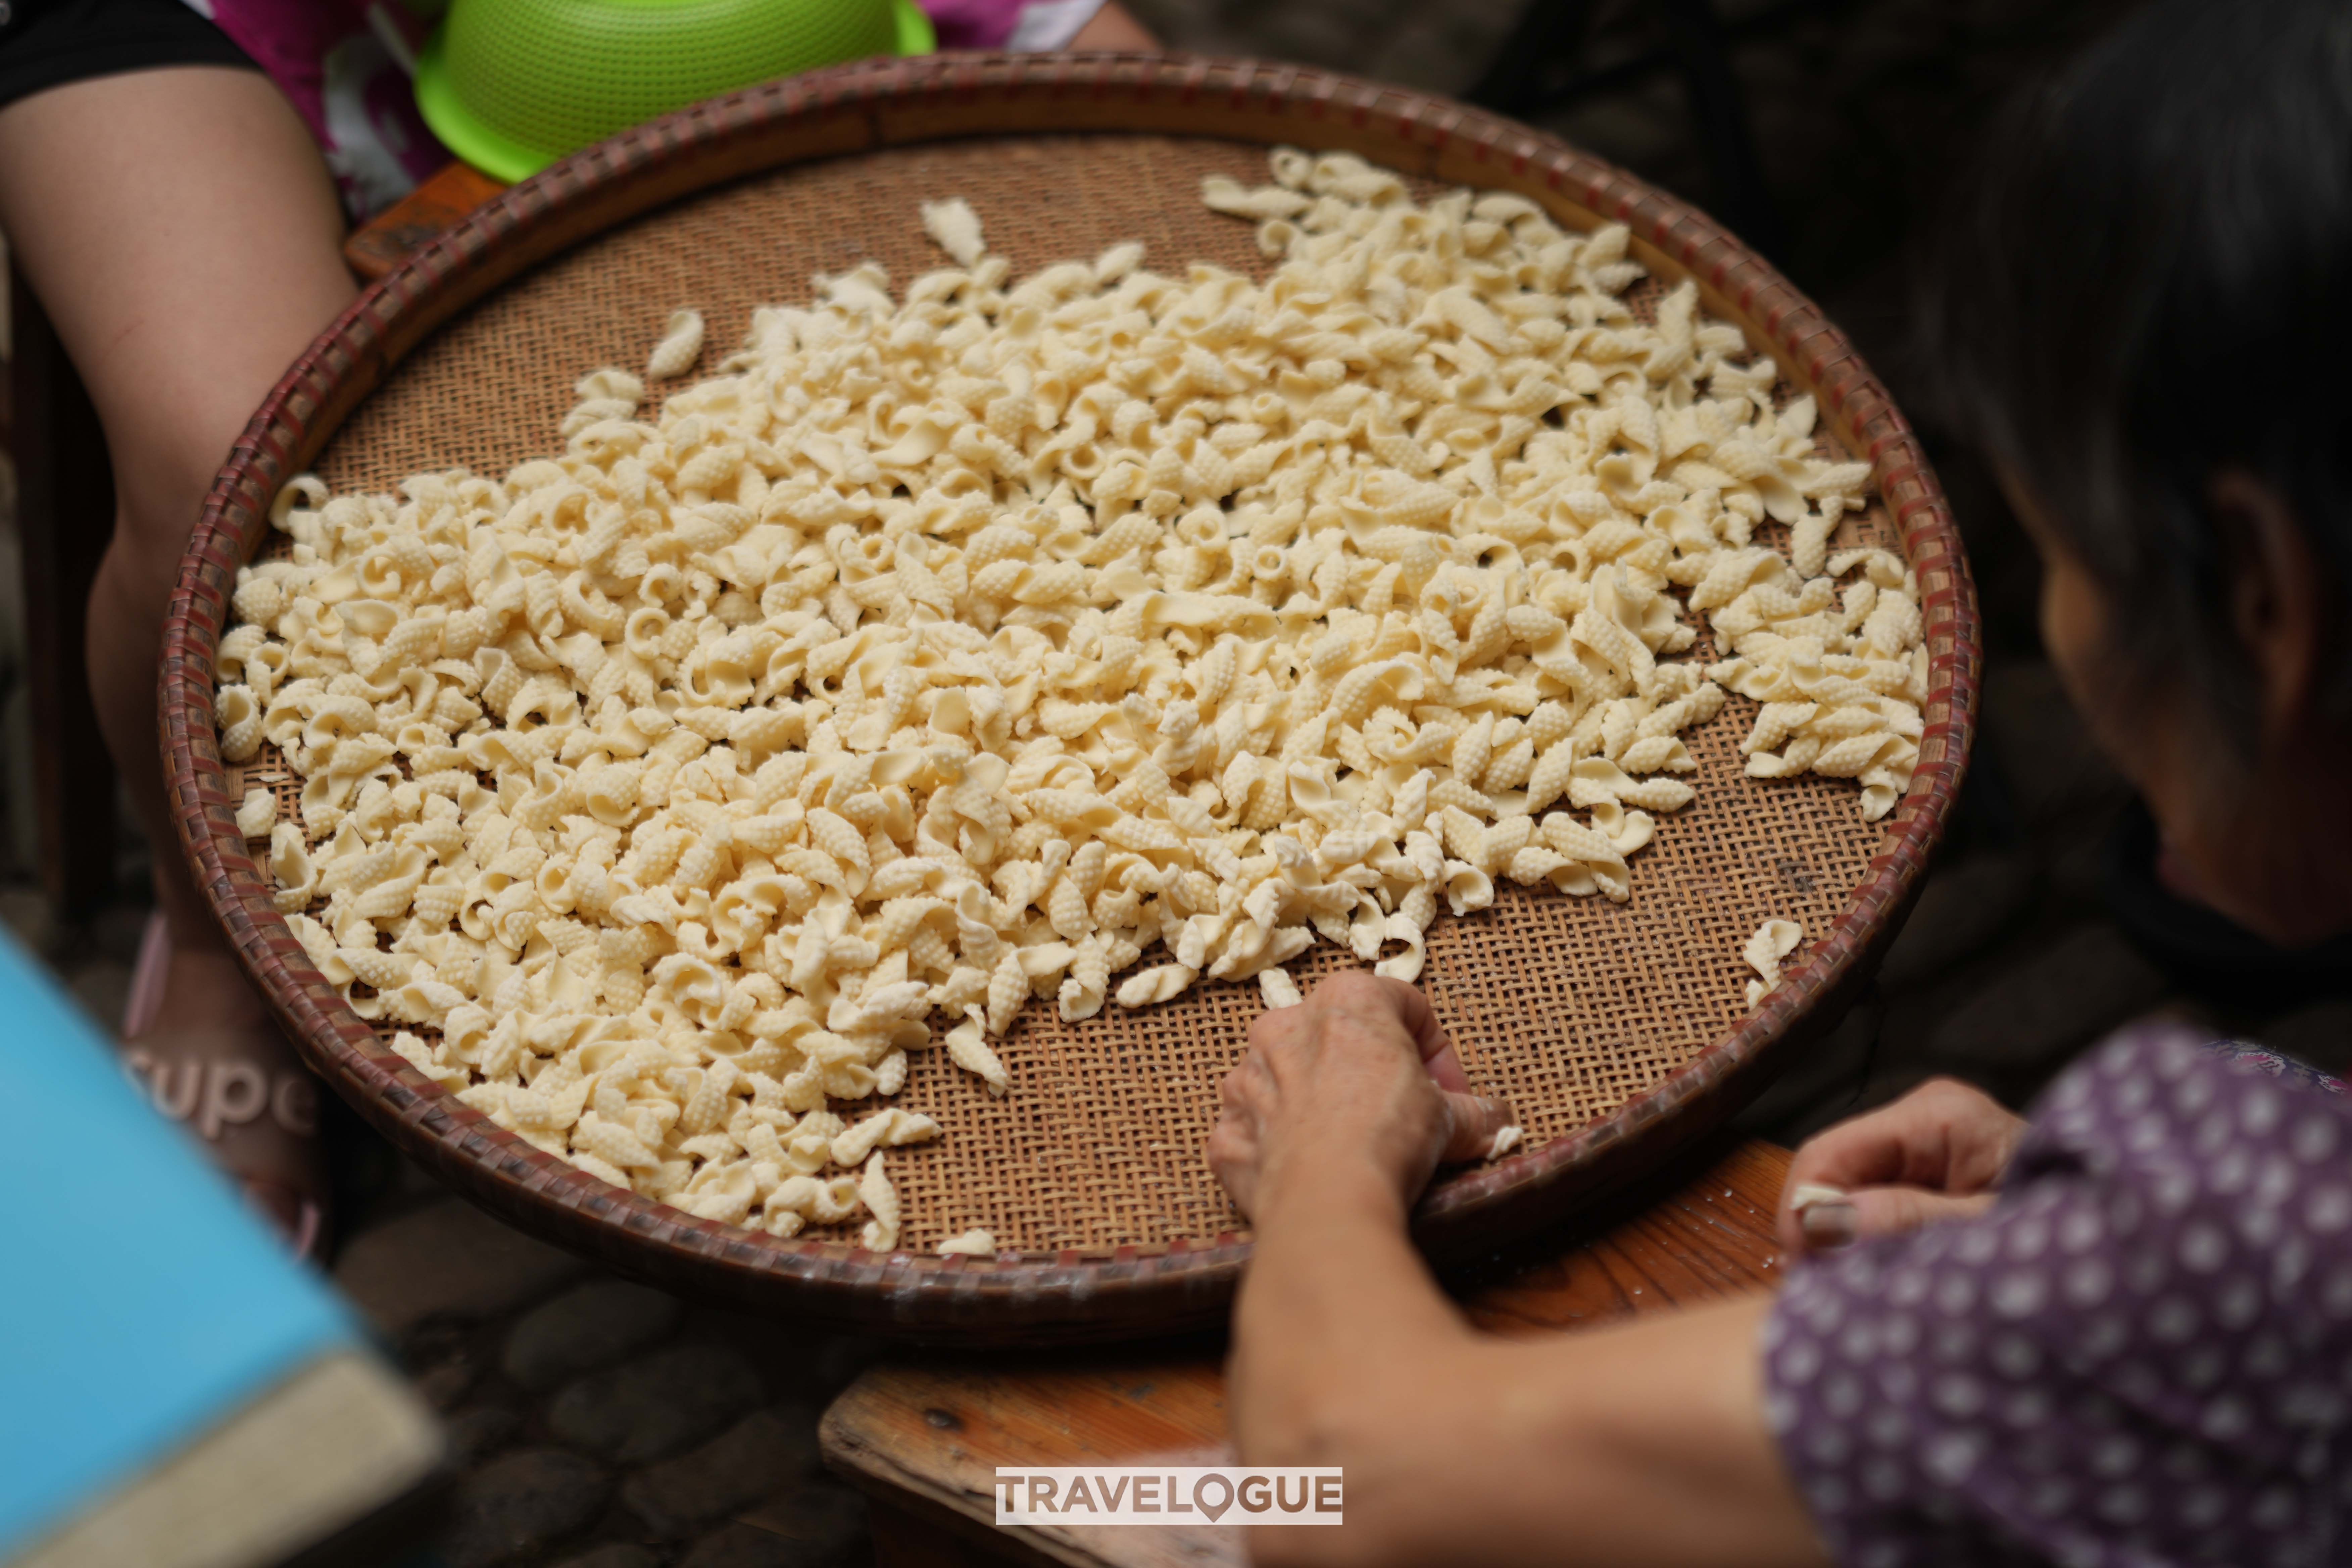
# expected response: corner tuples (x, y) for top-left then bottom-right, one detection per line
(327, 1176), (882, 1568)
(4, 2), (2350, 1564)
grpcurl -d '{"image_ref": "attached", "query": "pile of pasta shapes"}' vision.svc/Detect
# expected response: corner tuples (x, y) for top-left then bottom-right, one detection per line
(213, 149), (1924, 1252)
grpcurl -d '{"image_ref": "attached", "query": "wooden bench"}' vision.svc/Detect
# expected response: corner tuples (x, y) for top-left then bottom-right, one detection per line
(821, 1140), (1791, 1568)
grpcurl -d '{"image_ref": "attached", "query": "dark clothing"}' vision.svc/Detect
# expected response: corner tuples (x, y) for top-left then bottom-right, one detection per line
(0, 0), (252, 116)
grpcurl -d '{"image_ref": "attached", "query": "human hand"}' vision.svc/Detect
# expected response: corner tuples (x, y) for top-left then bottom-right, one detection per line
(1777, 1077), (2027, 1256)
(1208, 973), (1515, 1222)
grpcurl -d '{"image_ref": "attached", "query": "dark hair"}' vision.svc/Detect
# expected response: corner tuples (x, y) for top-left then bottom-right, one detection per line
(1923, 0), (2352, 744)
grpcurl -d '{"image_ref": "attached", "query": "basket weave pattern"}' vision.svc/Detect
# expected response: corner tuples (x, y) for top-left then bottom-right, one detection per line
(162, 54), (1978, 1341)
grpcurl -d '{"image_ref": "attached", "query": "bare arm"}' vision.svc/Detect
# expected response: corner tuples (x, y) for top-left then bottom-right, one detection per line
(1068, 2), (1159, 50)
(1213, 975), (1826, 1568)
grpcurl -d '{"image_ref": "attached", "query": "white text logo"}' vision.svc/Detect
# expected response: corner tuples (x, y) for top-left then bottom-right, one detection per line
(993, 1467), (1343, 1525)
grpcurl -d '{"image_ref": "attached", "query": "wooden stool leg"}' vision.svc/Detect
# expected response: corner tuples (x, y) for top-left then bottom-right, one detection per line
(9, 259), (119, 921)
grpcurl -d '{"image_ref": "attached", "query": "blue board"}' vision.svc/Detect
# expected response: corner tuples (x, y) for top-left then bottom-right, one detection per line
(0, 932), (358, 1555)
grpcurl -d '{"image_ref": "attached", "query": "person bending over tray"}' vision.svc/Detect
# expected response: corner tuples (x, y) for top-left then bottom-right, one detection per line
(0, 0), (1155, 1255)
(1208, 2), (2352, 1563)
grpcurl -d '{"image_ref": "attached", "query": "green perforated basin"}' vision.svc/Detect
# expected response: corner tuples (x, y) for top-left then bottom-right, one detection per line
(416, 0), (936, 182)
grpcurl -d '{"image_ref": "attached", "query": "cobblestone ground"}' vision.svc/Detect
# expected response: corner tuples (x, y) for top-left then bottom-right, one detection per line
(5, 3), (2350, 1565)
(327, 1174), (883, 1568)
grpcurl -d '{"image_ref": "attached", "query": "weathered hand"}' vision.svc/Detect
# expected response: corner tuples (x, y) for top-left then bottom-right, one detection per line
(1777, 1077), (2027, 1255)
(1208, 973), (1515, 1221)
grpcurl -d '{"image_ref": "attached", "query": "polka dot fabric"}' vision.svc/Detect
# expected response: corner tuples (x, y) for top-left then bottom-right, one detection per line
(1764, 1022), (2352, 1568)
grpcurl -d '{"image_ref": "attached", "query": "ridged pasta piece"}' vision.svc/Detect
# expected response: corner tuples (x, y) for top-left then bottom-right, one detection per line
(235, 787), (278, 840)
(1741, 917), (1804, 1009)
(1258, 967), (1303, 1008)
(859, 1152), (901, 1252)
(944, 1020), (1010, 1096)
(936, 1227), (996, 1256)
(919, 198), (987, 267)
(644, 308), (705, 380)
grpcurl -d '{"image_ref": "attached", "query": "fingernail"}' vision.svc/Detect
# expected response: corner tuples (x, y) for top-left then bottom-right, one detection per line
(1800, 1200), (1857, 1250)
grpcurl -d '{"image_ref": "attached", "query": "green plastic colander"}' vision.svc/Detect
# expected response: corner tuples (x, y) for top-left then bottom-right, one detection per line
(415, 0), (936, 182)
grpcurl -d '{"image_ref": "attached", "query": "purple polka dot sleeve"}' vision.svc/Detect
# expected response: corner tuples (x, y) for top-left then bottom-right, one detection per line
(1763, 1024), (2352, 1568)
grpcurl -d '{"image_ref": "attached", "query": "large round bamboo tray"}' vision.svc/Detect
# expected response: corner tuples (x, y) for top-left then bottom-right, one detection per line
(163, 53), (1978, 1343)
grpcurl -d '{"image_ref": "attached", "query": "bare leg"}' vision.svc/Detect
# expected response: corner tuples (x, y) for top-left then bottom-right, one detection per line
(0, 67), (356, 1211)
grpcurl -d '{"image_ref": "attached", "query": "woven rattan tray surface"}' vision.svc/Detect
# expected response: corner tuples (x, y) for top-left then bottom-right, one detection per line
(163, 54), (1978, 1341)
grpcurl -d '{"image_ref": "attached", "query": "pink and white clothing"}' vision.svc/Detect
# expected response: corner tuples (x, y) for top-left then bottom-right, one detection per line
(175, 0), (1104, 217)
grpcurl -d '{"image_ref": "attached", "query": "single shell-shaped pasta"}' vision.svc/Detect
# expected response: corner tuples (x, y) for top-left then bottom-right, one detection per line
(859, 1152), (901, 1251)
(832, 1106), (940, 1168)
(1114, 962), (1198, 1010)
(235, 787), (278, 840)
(217, 685), (263, 763)
(945, 1020), (1010, 1096)
(936, 1227), (997, 1257)
(268, 823), (318, 913)
(919, 197), (987, 266)
(645, 308), (706, 380)
(1741, 917), (1804, 999)
(1258, 967), (1303, 1009)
